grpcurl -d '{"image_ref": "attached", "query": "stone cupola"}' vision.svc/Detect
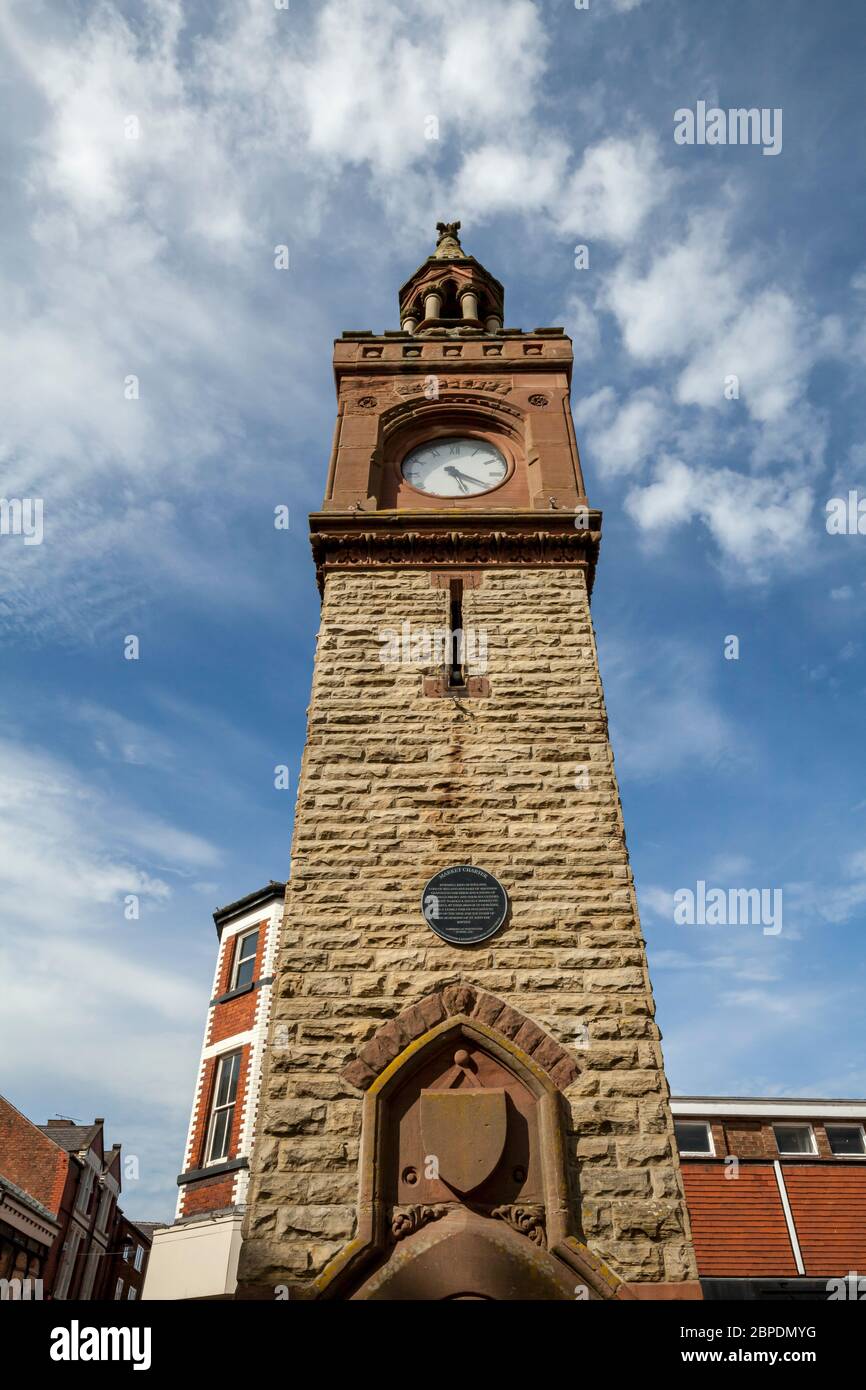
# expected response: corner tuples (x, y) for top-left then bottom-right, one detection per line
(398, 221), (505, 335)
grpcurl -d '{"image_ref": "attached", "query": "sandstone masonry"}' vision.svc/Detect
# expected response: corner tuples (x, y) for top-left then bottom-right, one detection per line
(239, 564), (698, 1291)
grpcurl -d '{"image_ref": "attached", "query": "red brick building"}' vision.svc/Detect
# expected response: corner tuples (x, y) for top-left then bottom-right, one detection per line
(672, 1097), (866, 1298)
(144, 882), (284, 1299)
(104, 1215), (158, 1302)
(0, 1095), (153, 1300)
(0, 1174), (59, 1295)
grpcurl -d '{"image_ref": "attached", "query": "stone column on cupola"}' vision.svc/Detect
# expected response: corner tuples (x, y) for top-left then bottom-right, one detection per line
(459, 285), (480, 322)
(423, 287), (443, 322)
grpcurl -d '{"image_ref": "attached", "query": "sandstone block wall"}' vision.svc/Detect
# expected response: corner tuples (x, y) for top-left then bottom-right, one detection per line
(240, 564), (697, 1290)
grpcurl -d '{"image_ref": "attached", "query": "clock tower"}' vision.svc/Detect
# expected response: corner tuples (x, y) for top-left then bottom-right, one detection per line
(237, 224), (700, 1300)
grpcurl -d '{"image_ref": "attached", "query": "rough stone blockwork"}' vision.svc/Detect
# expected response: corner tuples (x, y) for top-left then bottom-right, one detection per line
(239, 566), (697, 1290)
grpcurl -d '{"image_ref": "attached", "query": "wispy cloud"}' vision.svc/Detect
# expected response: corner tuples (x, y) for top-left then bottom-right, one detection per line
(601, 635), (747, 781)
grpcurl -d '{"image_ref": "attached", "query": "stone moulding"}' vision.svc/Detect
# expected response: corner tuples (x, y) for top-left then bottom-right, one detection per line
(392, 380), (513, 398)
(308, 511), (602, 595)
(340, 984), (582, 1094)
(313, 1011), (631, 1302)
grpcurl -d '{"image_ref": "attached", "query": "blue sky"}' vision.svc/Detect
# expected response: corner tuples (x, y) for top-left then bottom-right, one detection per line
(1, 0), (865, 1221)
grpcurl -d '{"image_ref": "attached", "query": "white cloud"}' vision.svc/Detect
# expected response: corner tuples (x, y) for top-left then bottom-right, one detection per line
(0, 721), (221, 1214)
(0, 0), (559, 640)
(624, 455), (695, 527)
(0, 735), (218, 928)
(604, 212), (738, 362)
(718, 985), (832, 1020)
(553, 134), (673, 244)
(626, 459), (814, 580)
(575, 386), (665, 476)
(638, 885), (676, 920)
(299, 0), (549, 176)
(456, 131), (671, 247)
(453, 142), (569, 215)
(677, 289), (806, 422)
(71, 702), (176, 768)
(561, 292), (602, 363)
(601, 636), (746, 780)
(604, 212), (824, 427)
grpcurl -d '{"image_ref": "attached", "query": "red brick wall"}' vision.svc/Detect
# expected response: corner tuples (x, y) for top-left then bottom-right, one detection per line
(0, 1095), (68, 1214)
(177, 915), (271, 1218)
(102, 1215), (152, 1301)
(207, 926), (267, 1046)
(209, 991), (258, 1045)
(705, 1117), (845, 1161)
(179, 1043), (251, 1215)
(214, 921), (268, 999)
(722, 1121), (773, 1158)
(182, 1173), (236, 1216)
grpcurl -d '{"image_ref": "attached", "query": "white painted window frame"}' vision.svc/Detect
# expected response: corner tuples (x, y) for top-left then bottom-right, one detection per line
(114, 1277), (124, 1300)
(824, 1121), (866, 1157)
(773, 1122), (818, 1156)
(674, 1119), (715, 1156)
(205, 1049), (242, 1166)
(231, 928), (259, 990)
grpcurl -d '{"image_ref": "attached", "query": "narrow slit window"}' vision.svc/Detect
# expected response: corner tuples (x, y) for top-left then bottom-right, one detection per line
(449, 579), (464, 688)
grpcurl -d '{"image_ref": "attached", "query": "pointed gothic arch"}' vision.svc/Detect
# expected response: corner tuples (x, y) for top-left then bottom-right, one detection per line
(341, 984), (581, 1094)
(312, 990), (630, 1301)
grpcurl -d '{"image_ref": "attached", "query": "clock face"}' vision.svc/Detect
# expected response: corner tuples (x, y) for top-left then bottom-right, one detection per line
(401, 438), (509, 498)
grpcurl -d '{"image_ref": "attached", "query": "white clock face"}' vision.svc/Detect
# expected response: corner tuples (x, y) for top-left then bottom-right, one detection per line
(401, 438), (509, 498)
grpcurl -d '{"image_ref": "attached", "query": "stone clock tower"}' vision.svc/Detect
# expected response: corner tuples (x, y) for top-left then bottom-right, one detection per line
(238, 223), (700, 1300)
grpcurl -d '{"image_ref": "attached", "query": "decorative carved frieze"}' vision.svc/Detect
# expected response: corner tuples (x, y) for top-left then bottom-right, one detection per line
(391, 1204), (451, 1242)
(491, 1203), (547, 1247)
(391, 1201), (547, 1250)
(394, 379), (512, 396)
(309, 516), (601, 594)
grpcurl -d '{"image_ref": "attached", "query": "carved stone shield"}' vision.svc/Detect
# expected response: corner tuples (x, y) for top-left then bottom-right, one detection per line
(420, 1087), (507, 1194)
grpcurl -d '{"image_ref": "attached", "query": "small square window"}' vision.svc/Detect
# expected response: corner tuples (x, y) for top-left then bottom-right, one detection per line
(774, 1124), (816, 1155)
(674, 1121), (713, 1155)
(826, 1124), (866, 1156)
(232, 930), (259, 991)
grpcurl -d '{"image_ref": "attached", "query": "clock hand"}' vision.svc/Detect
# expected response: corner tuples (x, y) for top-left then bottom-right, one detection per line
(444, 465), (485, 489)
